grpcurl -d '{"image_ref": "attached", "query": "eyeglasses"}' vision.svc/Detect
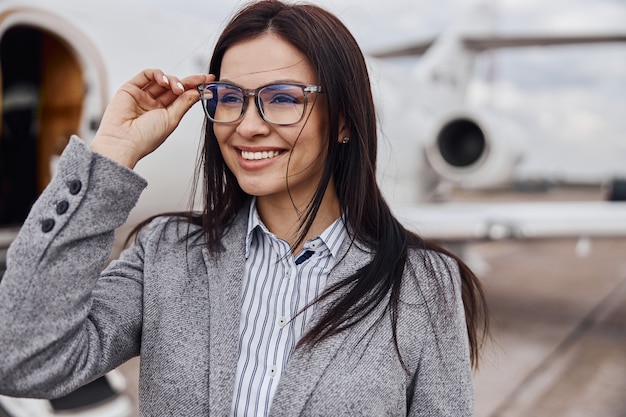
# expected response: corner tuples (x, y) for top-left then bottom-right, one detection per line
(197, 82), (323, 126)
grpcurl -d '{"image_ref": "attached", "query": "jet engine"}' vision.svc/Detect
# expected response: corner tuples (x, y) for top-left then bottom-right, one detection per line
(424, 108), (524, 189)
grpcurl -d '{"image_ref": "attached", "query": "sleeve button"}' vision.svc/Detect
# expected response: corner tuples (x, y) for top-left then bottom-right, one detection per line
(41, 219), (55, 233)
(68, 180), (82, 195)
(56, 200), (70, 215)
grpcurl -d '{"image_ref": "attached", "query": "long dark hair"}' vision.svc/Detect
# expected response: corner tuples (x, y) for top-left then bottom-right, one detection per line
(182, 0), (486, 368)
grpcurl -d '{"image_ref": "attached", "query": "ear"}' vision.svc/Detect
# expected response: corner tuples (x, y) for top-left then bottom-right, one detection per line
(337, 117), (350, 144)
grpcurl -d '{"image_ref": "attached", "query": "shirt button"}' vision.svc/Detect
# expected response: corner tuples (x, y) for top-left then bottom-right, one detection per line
(68, 180), (82, 195)
(268, 365), (278, 377)
(41, 218), (55, 233)
(277, 316), (288, 328)
(56, 200), (70, 215)
(285, 268), (291, 276)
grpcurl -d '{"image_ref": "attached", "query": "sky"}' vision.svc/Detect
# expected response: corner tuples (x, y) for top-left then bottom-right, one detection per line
(142, 0), (626, 182)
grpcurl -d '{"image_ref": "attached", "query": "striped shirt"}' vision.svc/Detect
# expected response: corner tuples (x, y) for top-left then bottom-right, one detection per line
(231, 200), (347, 417)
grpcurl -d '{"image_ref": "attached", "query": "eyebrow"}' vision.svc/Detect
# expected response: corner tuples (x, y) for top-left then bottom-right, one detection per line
(217, 79), (313, 88)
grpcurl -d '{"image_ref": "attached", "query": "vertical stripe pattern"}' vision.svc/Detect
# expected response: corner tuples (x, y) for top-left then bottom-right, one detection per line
(231, 202), (346, 417)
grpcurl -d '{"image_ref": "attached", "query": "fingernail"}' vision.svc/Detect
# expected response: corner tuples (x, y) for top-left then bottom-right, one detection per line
(176, 82), (184, 91)
(162, 75), (169, 84)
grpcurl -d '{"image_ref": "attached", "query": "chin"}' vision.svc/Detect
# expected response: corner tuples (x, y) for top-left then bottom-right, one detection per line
(238, 182), (281, 198)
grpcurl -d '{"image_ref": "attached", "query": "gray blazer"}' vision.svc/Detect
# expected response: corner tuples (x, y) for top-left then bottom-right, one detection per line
(0, 137), (474, 416)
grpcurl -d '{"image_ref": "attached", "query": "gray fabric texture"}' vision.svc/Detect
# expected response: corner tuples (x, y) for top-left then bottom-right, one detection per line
(0, 137), (474, 416)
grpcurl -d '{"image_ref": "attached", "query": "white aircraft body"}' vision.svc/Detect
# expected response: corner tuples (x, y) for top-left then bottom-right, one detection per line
(0, 0), (626, 415)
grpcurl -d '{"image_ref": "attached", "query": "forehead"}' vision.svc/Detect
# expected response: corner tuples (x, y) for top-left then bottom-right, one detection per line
(219, 33), (317, 87)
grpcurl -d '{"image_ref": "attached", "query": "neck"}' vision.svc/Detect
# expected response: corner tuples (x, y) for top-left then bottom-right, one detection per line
(256, 184), (340, 253)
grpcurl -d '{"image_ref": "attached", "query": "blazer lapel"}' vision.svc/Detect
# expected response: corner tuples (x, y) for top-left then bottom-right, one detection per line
(270, 240), (372, 416)
(203, 213), (248, 416)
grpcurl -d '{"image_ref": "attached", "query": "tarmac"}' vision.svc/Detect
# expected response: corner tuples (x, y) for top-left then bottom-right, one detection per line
(472, 236), (626, 416)
(113, 188), (626, 416)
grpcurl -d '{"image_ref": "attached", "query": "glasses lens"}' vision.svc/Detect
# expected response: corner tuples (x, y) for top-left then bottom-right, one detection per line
(201, 83), (244, 123)
(258, 84), (306, 125)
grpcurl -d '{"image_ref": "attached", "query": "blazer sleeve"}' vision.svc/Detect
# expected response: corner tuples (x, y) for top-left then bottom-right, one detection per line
(407, 251), (475, 417)
(0, 136), (148, 399)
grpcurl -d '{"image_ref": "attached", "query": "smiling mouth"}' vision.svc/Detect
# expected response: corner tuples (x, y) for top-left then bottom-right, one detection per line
(241, 150), (282, 161)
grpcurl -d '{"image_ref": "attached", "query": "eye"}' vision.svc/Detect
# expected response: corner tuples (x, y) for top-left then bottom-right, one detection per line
(268, 92), (301, 105)
(261, 85), (305, 106)
(219, 92), (244, 105)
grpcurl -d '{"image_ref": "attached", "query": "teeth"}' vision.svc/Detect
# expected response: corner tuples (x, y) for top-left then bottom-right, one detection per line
(241, 150), (281, 160)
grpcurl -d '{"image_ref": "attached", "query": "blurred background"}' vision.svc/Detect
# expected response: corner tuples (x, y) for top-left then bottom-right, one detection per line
(0, 0), (624, 416)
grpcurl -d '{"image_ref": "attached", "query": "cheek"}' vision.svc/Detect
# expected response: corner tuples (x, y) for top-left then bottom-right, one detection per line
(213, 125), (228, 145)
(213, 125), (233, 155)
(210, 127), (238, 177)
(294, 134), (327, 167)
(303, 120), (329, 156)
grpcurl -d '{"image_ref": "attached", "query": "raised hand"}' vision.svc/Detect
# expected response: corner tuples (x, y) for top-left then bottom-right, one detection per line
(90, 69), (214, 168)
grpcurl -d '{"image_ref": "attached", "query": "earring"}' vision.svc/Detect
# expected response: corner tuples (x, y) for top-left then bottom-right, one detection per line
(341, 137), (350, 144)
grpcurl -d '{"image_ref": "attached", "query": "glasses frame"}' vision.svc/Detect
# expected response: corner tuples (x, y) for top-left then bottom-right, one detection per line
(197, 81), (323, 126)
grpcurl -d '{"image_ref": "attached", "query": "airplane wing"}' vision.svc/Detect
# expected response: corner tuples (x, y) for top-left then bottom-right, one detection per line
(369, 39), (435, 58)
(370, 33), (626, 58)
(462, 34), (626, 51)
(395, 201), (626, 242)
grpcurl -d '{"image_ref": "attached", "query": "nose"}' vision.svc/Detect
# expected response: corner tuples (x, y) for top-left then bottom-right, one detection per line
(235, 97), (270, 138)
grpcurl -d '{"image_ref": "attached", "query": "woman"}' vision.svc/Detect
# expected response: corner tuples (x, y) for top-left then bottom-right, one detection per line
(0, 1), (487, 415)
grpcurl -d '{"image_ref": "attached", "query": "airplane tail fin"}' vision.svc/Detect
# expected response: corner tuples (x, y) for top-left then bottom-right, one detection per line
(413, 0), (498, 115)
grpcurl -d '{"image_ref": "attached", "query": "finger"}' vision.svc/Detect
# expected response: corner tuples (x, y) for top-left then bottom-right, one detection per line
(161, 74), (186, 95)
(142, 70), (179, 98)
(166, 87), (209, 125)
(128, 69), (211, 91)
(153, 74), (216, 107)
(180, 73), (216, 89)
(161, 73), (214, 95)
(131, 69), (185, 101)
(127, 68), (166, 90)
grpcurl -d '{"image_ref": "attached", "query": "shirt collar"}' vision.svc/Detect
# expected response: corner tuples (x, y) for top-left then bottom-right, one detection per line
(245, 197), (347, 260)
(316, 215), (347, 259)
(245, 198), (263, 259)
